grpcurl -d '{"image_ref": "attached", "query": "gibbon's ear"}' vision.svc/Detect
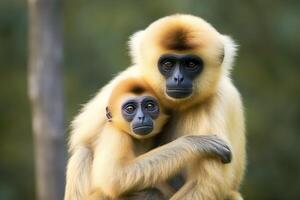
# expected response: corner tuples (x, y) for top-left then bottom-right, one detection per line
(221, 35), (238, 76)
(128, 30), (145, 64)
(105, 107), (112, 122)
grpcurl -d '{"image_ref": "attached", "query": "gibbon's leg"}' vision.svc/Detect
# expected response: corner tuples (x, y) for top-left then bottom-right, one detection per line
(92, 127), (231, 199)
(170, 161), (244, 200)
(64, 146), (92, 200)
(169, 133), (244, 200)
(169, 161), (226, 200)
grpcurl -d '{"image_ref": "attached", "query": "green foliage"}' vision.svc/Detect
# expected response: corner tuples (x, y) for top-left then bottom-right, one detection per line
(0, 0), (299, 199)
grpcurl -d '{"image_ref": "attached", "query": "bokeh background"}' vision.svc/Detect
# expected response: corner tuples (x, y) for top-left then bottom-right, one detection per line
(1, 0), (300, 199)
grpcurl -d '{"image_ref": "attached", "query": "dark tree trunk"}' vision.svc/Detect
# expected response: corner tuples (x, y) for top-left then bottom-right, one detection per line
(27, 0), (65, 199)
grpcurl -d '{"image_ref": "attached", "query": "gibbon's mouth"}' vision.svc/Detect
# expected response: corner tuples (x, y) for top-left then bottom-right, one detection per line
(132, 125), (153, 135)
(166, 88), (192, 99)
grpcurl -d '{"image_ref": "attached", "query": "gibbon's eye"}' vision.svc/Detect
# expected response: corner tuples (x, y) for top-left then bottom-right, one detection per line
(124, 104), (136, 114)
(145, 102), (156, 111)
(184, 56), (204, 72)
(162, 60), (174, 70)
(187, 61), (197, 69)
(184, 58), (201, 71)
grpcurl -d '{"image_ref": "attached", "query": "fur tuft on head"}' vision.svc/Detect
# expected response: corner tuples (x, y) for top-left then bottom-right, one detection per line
(159, 25), (199, 51)
(128, 31), (145, 65)
(220, 35), (238, 76)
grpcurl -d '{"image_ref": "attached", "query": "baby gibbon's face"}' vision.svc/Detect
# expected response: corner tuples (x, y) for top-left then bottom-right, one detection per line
(121, 95), (160, 138)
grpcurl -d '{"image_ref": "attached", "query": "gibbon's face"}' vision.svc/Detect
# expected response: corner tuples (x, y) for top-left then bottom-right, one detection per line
(158, 54), (204, 98)
(120, 95), (163, 139)
(132, 15), (225, 108)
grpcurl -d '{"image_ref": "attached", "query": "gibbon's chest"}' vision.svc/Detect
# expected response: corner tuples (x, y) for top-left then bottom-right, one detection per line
(132, 138), (155, 156)
(165, 105), (210, 140)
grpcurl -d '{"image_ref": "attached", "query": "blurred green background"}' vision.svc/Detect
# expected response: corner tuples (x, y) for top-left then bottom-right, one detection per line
(1, 0), (300, 199)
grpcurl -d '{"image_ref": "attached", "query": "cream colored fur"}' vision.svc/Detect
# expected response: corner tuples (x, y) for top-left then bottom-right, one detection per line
(89, 124), (230, 199)
(65, 75), (231, 200)
(129, 15), (245, 199)
(65, 14), (246, 200)
(65, 67), (141, 200)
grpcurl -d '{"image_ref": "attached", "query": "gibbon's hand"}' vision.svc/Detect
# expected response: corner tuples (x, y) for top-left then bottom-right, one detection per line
(183, 135), (232, 164)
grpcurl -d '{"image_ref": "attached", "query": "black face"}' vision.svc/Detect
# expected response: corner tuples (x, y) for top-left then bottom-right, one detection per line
(121, 96), (160, 136)
(158, 54), (204, 98)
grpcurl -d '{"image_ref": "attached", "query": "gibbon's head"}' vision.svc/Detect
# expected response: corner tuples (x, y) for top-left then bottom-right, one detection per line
(106, 78), (169, 139)
(129, 14), (237, 109)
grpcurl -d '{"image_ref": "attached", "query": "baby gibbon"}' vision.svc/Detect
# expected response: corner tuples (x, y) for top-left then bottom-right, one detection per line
(87, 77), (231, 200)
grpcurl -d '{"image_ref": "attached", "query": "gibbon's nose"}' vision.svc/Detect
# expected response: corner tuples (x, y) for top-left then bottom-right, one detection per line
(173, 66), (184, 85)
(138, 115), (145, 123)
(174, 75), (184, 85)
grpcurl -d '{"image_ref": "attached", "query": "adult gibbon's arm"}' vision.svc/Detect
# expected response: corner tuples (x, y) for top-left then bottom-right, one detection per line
(91, 124), (231, 199)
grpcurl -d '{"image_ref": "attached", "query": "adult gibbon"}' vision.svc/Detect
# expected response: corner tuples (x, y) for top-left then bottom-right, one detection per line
(87, 77), (231, 200)
(65, 14), (245, 200)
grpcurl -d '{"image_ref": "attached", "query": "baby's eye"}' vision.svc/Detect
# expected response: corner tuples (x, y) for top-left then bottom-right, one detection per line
(125, 105), (136, 114)
(145, 102), (156, 111)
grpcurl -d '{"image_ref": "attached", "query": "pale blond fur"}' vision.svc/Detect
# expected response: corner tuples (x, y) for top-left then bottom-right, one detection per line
(65, 14), (245, 200)
(64, 68), (142, 200)
(130, 14), (246, 200)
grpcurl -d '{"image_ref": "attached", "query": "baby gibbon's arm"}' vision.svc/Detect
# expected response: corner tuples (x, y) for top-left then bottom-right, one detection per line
(91, 124), (231, 199)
